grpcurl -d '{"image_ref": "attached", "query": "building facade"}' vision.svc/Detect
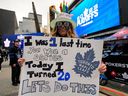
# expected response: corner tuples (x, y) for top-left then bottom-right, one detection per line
(0, 9), (18, 35)
(18, 13), (42, 34)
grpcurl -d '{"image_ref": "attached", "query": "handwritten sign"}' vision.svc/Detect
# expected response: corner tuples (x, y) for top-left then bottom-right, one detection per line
(18, 36), (103, 96)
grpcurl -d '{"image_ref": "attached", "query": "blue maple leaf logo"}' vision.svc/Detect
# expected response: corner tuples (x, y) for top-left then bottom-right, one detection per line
(73, 49), (99, 78)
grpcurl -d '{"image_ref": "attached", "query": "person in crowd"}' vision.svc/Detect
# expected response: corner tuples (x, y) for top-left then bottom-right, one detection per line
(18, 12), (106, 73)
(50, 12), (107, 73)
(9, 39), (22, 86)
(4, 50), (8, 61)
(0, 48), (4, 72)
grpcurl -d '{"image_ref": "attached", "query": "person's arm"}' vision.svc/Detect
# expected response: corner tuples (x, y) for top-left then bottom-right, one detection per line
(98, 61), (107, 73)
(18, 58), (25, 66)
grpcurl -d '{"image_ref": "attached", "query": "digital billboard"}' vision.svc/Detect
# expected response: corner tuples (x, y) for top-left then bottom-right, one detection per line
(70, 0), (120, 37)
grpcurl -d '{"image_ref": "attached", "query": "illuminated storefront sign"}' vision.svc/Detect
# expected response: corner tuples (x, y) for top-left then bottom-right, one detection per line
(71, 0), (120, 37)
(77, 4), (98, 27)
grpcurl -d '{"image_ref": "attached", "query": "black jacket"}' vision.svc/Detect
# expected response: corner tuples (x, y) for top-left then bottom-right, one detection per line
(9, 46), (22, 65)
(0, 49), (3, 62)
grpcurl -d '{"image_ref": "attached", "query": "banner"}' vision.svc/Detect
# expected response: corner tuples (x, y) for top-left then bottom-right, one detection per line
(18, 36), (103, 96)
(103, 39), (128, 84)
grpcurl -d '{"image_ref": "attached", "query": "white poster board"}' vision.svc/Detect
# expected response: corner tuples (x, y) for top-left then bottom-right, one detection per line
(18, 36), (103, 96)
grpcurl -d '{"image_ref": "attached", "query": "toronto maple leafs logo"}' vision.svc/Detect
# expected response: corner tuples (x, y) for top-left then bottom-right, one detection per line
(73, 49), (99, 78)
(122, 72), (128, 79)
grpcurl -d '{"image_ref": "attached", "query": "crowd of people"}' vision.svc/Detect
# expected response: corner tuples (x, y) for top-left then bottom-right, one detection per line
(0, 40), (22, 86)
(0, 47), (9, 72)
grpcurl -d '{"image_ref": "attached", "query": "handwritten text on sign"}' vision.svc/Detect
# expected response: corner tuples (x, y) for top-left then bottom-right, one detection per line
(18, 36), (103, 96)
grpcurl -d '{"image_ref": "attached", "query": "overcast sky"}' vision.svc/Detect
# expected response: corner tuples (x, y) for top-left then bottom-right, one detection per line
(0, 0), (73, 26)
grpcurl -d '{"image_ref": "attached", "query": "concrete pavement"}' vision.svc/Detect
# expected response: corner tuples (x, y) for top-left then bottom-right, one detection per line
(0, 61), (19, 96)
